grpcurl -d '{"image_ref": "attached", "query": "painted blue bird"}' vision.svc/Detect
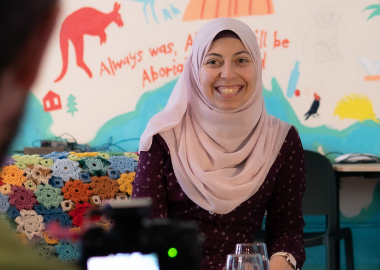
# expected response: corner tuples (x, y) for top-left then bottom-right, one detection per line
(170, 4), (181, 17)
(162, 8), (173, 21)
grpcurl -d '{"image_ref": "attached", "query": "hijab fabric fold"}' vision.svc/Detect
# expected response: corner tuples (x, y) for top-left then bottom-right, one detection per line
(139, 18), (291, 214)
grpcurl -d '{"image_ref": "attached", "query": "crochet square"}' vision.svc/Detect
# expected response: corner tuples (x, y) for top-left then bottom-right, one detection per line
(43, 231), (60, 245)
(23, 179), (37, 191)
(116, 193), (128, 201)
(61, 200), (75, 212)
(89, 195), (102, 207)
(0, 183), (12, 195)
(15, 209), (45, 239)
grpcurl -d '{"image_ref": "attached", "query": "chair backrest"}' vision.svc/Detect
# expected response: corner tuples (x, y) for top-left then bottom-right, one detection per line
(303, 150), (339, 232)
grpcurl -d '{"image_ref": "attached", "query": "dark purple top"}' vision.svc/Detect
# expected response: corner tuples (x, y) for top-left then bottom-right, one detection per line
(132, 126), (306, 269)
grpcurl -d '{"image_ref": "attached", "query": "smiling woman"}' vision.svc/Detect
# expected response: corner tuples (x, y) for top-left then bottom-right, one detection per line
(133, 18), (306, 270)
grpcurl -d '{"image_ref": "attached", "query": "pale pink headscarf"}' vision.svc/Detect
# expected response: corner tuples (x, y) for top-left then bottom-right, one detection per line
(139, 18), (291, 214)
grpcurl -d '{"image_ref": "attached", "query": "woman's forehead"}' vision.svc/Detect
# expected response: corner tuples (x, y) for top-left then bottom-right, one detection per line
(207, 37), (249, 56)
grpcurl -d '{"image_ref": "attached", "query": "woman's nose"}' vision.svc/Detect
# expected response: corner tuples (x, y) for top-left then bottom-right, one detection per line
(219, 63), (236, 79)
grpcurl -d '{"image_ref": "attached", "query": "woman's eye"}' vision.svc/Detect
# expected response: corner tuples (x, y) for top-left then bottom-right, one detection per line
(238, 58), (248, 63)
(207, 60), (218, 65)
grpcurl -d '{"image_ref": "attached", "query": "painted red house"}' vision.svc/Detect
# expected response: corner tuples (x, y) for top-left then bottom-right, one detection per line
(43, 90), (62, 112)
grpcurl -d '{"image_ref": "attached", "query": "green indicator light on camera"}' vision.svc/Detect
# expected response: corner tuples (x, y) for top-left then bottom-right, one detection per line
(168, 247), (178, 258)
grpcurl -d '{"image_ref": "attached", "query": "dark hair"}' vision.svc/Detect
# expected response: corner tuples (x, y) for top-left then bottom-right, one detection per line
(0, 0), (58, 73)
(213, 30), (240, 41)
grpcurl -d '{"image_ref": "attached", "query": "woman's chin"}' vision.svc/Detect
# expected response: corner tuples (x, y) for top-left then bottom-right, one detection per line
(213, 92), (246, 110)
(214, 100), (243, 111)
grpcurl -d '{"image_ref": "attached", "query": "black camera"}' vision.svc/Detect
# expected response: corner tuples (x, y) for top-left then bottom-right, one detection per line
(79, 199), (202, 270)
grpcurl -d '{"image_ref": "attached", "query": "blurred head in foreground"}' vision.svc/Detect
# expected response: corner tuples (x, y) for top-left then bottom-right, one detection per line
(0, 0), (59, 160)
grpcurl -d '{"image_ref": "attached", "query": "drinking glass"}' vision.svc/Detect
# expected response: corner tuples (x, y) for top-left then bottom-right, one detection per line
(235, 243), (270, 270)
(226, 254), (265, 270)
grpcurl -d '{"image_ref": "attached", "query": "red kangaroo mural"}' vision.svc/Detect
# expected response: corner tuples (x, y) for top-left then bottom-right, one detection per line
(55, 2), (124, 83)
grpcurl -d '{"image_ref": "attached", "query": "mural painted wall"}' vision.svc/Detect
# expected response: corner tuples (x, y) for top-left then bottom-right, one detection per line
(8, 0), (380, 269)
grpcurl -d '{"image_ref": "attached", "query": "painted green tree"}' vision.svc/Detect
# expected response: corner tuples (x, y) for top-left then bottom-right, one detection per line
(363, 4), (380, 20)
(66, 94), (78, 117)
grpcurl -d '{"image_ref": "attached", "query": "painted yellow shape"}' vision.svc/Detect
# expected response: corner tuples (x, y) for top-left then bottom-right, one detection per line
(69, 152), (99, 157)
(333, 94), (380, 123)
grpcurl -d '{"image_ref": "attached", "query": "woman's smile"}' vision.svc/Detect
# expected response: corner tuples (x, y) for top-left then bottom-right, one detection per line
(215, 85), (242, 96)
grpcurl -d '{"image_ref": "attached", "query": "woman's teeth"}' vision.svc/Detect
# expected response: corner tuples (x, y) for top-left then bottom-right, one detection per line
(217, 86), (241, 95)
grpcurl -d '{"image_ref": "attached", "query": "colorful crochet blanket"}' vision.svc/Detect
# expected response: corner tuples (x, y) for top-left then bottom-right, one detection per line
(0, 151), (138, 262)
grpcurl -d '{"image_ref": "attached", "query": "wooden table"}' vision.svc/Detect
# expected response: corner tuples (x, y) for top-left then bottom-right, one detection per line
(333, 163), (380, 177)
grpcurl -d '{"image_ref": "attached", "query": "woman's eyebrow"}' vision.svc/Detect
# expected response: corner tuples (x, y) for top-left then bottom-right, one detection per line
(205, 53), (222, 58)
(205, 51), (250, 58)
(234, 51), (250, 56)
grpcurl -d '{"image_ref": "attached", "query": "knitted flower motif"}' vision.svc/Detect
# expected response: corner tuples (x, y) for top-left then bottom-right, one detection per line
(72, 152), (98, 158)
(13, 161), (27, 170)
(67, 154), (81, 161)
(43, 231), (60, 245)
(90, 176), (119, 200)
(49, 176), (65, 188)
(39, 158), (54, 168)
(89, 195), (102, 207)
(9, 185), (37, 210)
(1, 156), (15, 166)
(109, 156), (138, 174)
(0, 193), (10, 214)
(116, 193), (129, 201)
(79, 157), (110, 176)
(43, 151), (70, 160)
(23, 179), (37, 191)
(61, 180), (92, 204)
(68, 202), (93, 227)
(61, 199), (75, 212)
(34, 205), (72, 227)
(11, 154), (23, 160)
(0, 165), (26, 186)
(32, 238), (58, 262)
(12, 155), (44, 169)
(15, 209), (45, 239)
(0, 183), (12, 195)
(124, 152), (139, 161)
(34, 184), (64, 209)
(7, 206), (20, 219)
(107, 152), (124, 156)
(23, 167), (33, 179)
(31, 164), (52, 185)
(50, 158), (81, 181)
(98, 152), (110, 159)
(55, 241), (80, 262)
(107, 169), (120, 180)
(117, 172), (136, 195)
(79, 172), (91, 183)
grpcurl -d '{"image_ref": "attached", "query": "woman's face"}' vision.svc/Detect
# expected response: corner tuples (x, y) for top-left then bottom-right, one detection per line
(200, 37), (257, 111)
